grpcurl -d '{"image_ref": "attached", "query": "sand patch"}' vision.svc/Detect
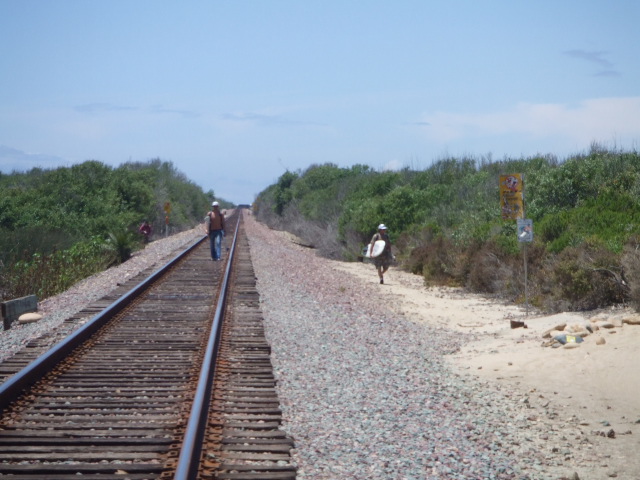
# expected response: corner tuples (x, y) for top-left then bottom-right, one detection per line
(332, 260), (640, 477)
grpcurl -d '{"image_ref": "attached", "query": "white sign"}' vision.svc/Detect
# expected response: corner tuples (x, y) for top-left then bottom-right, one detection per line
(517, 219), (533, 243)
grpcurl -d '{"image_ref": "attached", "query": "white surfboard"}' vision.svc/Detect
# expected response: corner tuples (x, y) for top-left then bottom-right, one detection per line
(365, 240), (386, 258)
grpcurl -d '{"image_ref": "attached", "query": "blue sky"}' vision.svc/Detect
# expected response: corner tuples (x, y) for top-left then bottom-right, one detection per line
(1, 1), (639, 205)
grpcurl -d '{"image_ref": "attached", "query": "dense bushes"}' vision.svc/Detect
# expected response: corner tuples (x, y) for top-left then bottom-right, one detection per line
(2, 237), (111, 300)
(254, 146), (640, 313)
(0, 159), (223, 301)
(621, 235), (640, 310)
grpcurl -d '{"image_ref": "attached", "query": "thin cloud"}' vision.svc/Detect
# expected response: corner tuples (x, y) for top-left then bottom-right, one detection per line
(221, 112), (326, 127)
(148, 105), (200, 118)
(418, 97), (640, 147)
(564, 49), (613, 68)
(594, 70), (621, 78)
(563, 49), (620, 76)
(75, 103), (137, 114)
(75, 103), (199, 118)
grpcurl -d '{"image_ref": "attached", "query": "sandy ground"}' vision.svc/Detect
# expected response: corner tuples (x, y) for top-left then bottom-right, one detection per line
(333, 258), (640, 479)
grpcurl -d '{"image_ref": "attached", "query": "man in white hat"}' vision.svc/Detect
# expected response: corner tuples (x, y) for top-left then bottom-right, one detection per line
(368, 223), (392, 284)
(204, 201), (226, 260)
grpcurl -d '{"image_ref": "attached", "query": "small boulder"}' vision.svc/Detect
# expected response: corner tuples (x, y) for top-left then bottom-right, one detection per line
(542, 323), (567, 338)
(18, 312), (43, 324)
(566, 321), (591, 333)
(543, 327), (566, 339)
(595, 337), (606, 345)
(594, 320), (615, 330)
(568, 329), (591, 338)
(611, 317), (624, 328)
(622, 314), (640, 326)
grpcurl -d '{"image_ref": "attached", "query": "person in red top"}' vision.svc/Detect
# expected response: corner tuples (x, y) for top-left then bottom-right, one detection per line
(138, 220), (152, 243)
(204, 201), (226, 260)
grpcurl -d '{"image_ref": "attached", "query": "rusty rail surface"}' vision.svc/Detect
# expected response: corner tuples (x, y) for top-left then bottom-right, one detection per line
(173, 215), (239, 479)
(0, 210), (296, 479)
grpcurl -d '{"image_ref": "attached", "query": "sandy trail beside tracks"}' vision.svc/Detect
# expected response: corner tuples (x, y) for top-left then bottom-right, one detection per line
(333, 259), (640, 478)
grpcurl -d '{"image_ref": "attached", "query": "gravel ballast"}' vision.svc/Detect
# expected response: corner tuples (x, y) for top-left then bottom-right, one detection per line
(244, 216), (602, 480)
(1, 217), (605, 479)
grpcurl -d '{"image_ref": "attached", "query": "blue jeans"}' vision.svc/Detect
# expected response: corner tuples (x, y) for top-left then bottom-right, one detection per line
(209, 230), (223, 260)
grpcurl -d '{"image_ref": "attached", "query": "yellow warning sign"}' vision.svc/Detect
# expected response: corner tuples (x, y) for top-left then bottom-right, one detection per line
(500, 174), (524, 220)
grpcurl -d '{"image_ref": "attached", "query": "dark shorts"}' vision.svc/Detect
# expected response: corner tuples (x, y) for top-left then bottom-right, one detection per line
(374, 253), (391, 269)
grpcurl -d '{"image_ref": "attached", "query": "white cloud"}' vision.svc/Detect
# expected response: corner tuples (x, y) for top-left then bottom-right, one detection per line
(382, 159), (403, 171)
(418, 97), (640, 149)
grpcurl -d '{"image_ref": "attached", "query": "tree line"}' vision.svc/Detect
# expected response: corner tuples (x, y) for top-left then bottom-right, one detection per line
(0, 159), (230, 301)
(254, 144), (640, 313)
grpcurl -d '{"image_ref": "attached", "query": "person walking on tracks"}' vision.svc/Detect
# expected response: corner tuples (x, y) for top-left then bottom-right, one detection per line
(204, 201), (226, 261)
(368, 224), (393, 284)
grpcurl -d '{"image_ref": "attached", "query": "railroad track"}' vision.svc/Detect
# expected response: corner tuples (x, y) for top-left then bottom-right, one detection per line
(0, 210), (296, 479)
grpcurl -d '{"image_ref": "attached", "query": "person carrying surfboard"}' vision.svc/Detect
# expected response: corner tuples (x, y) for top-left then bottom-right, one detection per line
(368, 224), (392, 284)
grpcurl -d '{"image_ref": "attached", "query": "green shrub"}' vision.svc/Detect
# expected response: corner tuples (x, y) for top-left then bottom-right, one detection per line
(338, 197), (383, 244)
(466, 240), (511, 294)
(273, 171), (298, 215)
(105, 229), (138, 266)
(1, 237), (111, 299)
(543, 240), (627, 311)
(621, 235), (640, 310)
(253, 148), (640, 313)
(413, 236), (461, 286)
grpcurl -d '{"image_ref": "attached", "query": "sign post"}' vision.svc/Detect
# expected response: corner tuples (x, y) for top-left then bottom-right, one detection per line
(163, 202), (171, 237)
(517, 218), (533, 316)
(500, 174), (531, 317)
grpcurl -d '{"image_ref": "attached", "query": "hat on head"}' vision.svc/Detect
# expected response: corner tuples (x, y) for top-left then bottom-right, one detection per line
(378, 224), (387, 230)
(212, 201), (219, 207)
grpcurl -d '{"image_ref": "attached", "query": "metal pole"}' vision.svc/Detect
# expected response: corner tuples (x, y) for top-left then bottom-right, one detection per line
(524, 242), (528, 316)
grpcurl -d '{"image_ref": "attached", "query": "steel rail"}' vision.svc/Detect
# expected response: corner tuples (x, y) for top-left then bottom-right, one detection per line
(173, 213), (241, 480)
(0, 234), (207, 413)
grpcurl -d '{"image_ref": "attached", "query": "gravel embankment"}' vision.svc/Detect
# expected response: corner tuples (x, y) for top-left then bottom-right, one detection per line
(0, 229), (204, 362)
(244, 216), (593, 480)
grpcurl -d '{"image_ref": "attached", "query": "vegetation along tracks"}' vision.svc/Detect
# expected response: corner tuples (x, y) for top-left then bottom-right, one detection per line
(0, 210), (296, 479)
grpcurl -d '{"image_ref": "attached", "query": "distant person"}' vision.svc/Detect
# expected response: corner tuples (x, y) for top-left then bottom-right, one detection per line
(368, 224), (392, 284)
(204, 201), (226, 261)
(138, 220), (152, 243)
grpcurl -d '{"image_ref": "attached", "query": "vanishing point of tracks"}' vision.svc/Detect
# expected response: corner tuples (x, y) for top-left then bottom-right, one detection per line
(0, 210), (297, 479)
